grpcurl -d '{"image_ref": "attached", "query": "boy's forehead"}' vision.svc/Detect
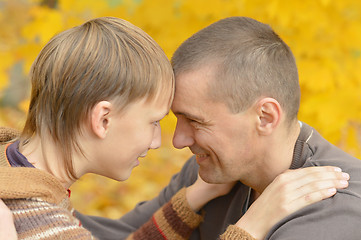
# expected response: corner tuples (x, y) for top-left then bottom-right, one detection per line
(145, 95), (171, 116)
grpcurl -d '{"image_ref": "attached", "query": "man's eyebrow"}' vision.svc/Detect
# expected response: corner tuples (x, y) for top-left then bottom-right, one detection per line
(172, 111), (206, 122)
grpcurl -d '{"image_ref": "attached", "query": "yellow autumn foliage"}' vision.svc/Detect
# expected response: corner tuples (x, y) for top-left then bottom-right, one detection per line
(0, 0), (360, 218)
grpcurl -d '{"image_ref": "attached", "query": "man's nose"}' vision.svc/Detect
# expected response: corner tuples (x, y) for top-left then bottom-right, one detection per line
(172, 119), (194, 149)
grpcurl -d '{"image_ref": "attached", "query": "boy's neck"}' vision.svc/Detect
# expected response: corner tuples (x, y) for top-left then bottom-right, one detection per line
(19, 135), (75, 189)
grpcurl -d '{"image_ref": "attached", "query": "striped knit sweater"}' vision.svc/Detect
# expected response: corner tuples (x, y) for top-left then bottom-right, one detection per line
(0, 127), (204, 240)
(0, 127), (254, 240)
(0, 127), (94, 239)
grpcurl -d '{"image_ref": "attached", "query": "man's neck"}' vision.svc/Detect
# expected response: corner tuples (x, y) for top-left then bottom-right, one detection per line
(250, 121), (301, 194)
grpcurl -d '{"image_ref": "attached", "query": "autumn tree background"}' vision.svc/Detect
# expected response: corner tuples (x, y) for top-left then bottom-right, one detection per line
(0, 0), (360, 218)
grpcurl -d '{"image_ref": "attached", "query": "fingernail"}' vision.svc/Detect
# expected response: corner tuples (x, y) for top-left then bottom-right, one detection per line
(342, 173), (350, 179)
(334, 167), (342, 172)
(328, 188), (336, 194)
(340, 180), (348, 185)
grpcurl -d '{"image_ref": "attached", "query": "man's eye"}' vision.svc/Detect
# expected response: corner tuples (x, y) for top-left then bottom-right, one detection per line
(189, 119), (200, 126)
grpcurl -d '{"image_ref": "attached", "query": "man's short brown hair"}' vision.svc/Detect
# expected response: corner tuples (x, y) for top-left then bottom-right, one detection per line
(172, 17), (300, 122)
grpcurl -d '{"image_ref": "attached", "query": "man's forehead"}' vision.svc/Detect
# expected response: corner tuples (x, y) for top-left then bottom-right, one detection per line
(173, 75), (209, 100)
(171, 92), (208, 123)
(171, 65), (217, 120)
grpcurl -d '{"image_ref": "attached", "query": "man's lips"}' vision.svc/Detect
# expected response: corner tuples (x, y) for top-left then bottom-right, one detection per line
(195, 153), (209, 163)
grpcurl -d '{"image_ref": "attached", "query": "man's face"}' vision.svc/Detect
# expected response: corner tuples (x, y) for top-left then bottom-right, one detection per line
(171, 65), (259, 183)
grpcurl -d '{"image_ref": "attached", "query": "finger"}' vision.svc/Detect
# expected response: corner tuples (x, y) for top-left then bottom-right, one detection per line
(290, 178), (349, 201)
(281, 166), (343, 182)
(274, 167), (349, 191)
(287, 187), (338, 213)
(0, 199), (10, 213)
(268, 168), (349, 202)
(290, 171), (349, 191)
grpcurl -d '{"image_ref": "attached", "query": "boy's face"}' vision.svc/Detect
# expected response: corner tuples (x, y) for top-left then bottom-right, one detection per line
(93, 96), (169, 181)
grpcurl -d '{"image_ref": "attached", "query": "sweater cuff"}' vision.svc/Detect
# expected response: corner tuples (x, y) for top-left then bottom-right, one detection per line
(128, 188), (204, 240)
(170, 187), (204, 228)
(219, 225), (256, 240)
(152, 187), (203, 239)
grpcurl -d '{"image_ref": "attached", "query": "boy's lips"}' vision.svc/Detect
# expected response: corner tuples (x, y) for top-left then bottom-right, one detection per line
(139, 152), (148, 158)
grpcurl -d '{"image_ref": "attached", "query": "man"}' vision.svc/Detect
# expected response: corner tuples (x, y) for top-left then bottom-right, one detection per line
(77, 17), (361, 239)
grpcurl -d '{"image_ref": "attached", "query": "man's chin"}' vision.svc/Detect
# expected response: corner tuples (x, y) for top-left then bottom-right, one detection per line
(198, 169), (224, 184)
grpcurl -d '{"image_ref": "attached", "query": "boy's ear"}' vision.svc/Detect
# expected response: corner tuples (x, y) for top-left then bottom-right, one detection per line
(255, 98), (282, 135)
(91, 101), (112, 139)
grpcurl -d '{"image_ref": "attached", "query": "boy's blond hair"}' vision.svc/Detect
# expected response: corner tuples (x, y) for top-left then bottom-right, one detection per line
(21, 17), (174, 179)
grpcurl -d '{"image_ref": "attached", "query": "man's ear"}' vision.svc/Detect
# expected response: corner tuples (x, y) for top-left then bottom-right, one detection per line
(255, 98), (282, 135)
(90, 101), (112, 139)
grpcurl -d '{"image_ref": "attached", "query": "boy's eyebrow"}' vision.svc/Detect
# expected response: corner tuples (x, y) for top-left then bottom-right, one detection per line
(163, 111), (170, 118)
(158, 111), (169, 120)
